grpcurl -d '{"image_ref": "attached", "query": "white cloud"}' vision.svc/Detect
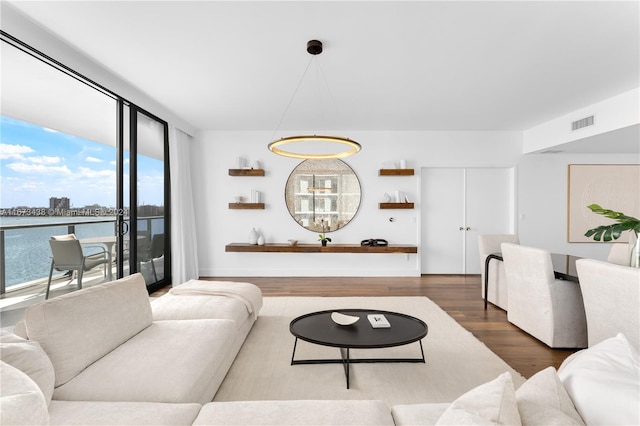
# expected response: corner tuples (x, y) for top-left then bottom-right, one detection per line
(29, 156), (62, 165)
(86, 156), (103, 163)
(77, 166), (115, 179)
(6, 162), (72, 175)
(0, 143), (35, 160)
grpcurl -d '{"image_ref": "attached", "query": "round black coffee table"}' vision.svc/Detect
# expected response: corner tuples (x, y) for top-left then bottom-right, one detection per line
(289, 309), (428, 388)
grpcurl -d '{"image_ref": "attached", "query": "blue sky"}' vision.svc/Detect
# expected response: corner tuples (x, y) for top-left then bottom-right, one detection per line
(0, 116), (164, 209)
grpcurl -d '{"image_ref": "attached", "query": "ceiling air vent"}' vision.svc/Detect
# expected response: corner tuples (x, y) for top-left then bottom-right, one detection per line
(571, 115), (595, 131)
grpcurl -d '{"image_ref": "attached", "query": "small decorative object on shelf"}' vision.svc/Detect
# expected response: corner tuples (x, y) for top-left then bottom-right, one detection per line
(248, 227), (259, 245)
(288, 239), (298, 246)
(318, 218), (332, 246)
(257, 234), (265, 246)
(234, 196), (244, 203)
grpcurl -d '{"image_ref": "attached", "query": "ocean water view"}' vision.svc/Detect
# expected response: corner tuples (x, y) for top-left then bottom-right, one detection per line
(0, 216), (163, 288)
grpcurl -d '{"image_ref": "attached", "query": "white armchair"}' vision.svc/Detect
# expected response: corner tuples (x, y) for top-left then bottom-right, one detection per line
(501, 243), (587, 348)
(575, 258), (639, 351)
(478, 234), (519, 310)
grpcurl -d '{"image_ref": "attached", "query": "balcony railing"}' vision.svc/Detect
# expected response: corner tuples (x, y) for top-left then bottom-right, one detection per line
(0, 216), (162, 295)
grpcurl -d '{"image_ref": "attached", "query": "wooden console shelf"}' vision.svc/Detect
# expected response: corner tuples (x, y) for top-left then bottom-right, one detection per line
(379, 202), (414, 209)
(225, 243), (417, 254)
(228, 169), (265, 176)
(379, 169), (414, 176)
(228, 203), (265, 210)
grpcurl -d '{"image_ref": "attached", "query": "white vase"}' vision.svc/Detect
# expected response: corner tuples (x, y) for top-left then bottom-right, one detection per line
(257, 234), (265, 246)
(248, 228), (258, 245)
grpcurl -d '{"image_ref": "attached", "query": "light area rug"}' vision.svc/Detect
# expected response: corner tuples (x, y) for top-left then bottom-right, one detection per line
(213, 296), (525, 407)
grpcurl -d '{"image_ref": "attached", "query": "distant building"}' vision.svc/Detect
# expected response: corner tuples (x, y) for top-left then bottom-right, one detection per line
(49, 197), (70, 211)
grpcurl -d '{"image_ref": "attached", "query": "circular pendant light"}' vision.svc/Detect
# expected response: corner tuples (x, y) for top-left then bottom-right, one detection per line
(268, 40), (361, 160)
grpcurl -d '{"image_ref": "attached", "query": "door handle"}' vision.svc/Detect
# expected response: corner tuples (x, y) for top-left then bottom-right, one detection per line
(459, 226), (471, 231)
(119, 221), (129, 236)
(466, 227), (471, 231)
(459, 227), (464, 231)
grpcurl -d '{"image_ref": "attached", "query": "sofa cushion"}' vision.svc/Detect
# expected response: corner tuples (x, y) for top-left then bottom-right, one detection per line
(391, 403), (450, 426)
(52, 318), (236, 404)
(194, 400), (395, 425)
(0, 329), (55, 405)
(436, 371), (521, 425)
(557, 333), (640, 426)
(152, 294), (249, 324)
(48, 400), (202, 425)
(515, 367), (584, 425)
(24, 273), (152, 387)
(0, 361), (49, 426)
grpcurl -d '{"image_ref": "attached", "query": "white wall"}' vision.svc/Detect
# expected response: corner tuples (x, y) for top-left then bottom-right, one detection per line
(192, 130), (637, 277)
(191, 130), (522, 277)
(523, 88), (639, 154)
(516, 153), (635, 260)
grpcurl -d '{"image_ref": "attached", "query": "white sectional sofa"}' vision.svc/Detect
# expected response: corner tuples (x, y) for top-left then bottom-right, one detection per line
(2, 273), (638, 425)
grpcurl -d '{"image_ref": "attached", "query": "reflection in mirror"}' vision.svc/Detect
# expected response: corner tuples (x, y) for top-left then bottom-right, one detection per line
(285, 159), (361, 233)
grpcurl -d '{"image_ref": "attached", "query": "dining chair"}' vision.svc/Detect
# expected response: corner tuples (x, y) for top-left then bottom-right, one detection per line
(45, 234), (109, 299)
(575, 258), (639, 351)
(477, 234), (519, 310)
(501, 243), (588, 348)
(607, 243), (631, 266)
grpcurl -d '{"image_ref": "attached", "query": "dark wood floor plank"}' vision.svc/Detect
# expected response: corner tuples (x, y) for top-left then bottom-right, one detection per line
(152, 275), (577, 378)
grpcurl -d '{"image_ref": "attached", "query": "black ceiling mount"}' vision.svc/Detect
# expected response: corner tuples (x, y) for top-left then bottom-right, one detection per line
(306, 40), (323, 55)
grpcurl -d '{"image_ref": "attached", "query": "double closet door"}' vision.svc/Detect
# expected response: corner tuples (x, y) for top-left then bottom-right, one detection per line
(421, 167), (514, 274)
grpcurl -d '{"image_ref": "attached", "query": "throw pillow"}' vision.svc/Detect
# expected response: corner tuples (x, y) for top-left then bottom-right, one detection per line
(557, 333), (640, 426)
(0, 361), (49, 426)
(516, 366), (584, 425)
(436, 371), (522, 425)
(0, 329), (55, 405)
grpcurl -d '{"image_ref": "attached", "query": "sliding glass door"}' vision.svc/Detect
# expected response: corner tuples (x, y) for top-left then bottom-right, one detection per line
(129, 108), (169, 291)
(0, 33), (170, 294)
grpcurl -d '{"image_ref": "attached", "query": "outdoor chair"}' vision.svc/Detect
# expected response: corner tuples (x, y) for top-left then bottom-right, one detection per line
(45, 234), (109, 299)
(501, 243), (588, 348)
(138, 233), (165, 282)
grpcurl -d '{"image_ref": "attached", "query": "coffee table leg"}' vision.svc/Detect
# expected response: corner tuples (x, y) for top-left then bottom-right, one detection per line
(339, 347), (350, 389)
(290, 337), (298, 365)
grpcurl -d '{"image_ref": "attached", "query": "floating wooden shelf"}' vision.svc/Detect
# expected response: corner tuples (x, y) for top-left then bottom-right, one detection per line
(379, 202), (414, 209)
(228, 203), (265, 210)
(379, 169), (414, 176)
(228, 169), (265, 176)
(225, 243), (417, 254)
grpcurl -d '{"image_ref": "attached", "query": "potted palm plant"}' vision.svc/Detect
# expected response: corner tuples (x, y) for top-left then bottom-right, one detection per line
(584, 204), (640, 267)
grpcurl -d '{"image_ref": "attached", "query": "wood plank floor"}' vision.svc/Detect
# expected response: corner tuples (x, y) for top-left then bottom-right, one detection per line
(153, 274), (578, 378)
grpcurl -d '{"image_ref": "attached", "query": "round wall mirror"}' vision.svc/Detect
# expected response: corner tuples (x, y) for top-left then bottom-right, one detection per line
(285, 159), (361, 233)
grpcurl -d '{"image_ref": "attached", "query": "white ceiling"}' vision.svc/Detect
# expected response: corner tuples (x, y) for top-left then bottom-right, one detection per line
(5, 0), (640, 138)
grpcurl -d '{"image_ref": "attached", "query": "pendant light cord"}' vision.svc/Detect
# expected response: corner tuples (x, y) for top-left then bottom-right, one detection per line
(271, 56), (315, 141)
